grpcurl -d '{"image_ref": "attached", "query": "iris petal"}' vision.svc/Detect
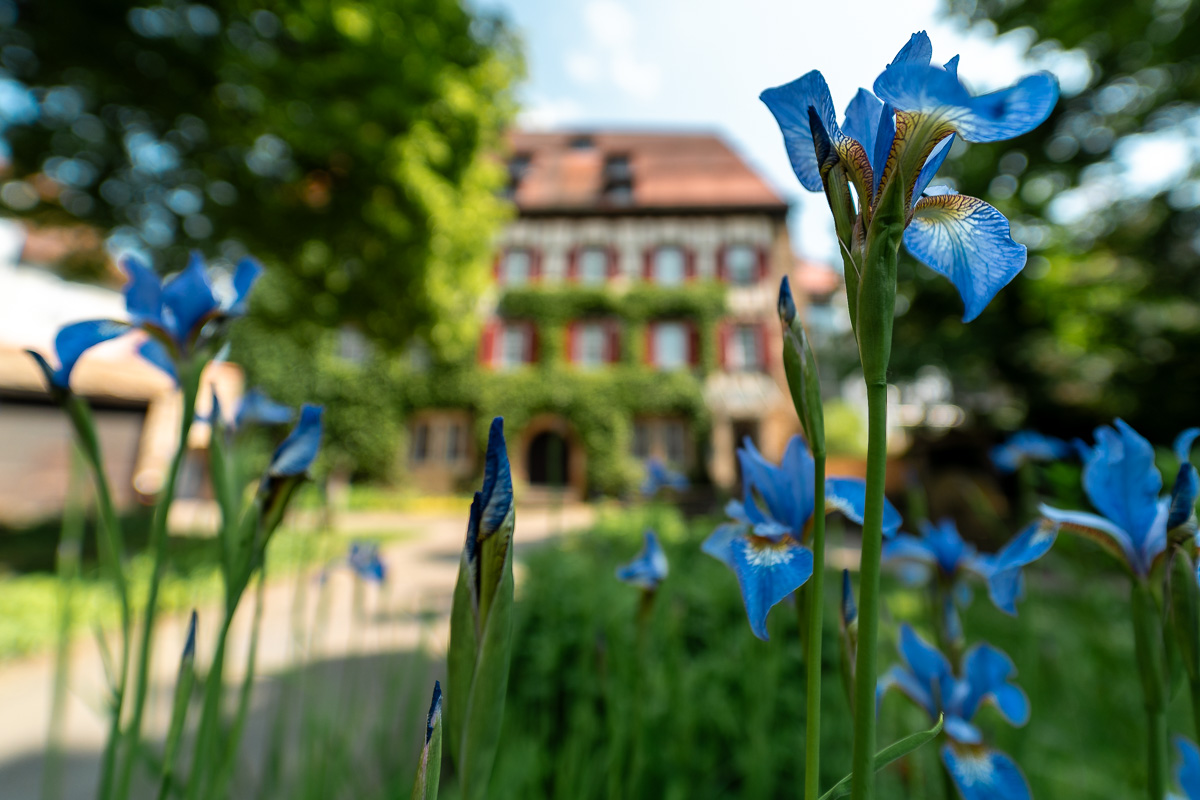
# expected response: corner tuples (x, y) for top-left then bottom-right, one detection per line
(898, 623), (952, 688)
(706, 529), (813, 641)
(986, 521), (1057, 615)
(1175, 736), (1200, 800)
(904, 189), (1027, 323)
(161, 251), (218, 344)
(960, 643), (1029, 725)
(138, 338), (177, 382)
(825, 476), (903, 537)
(228, 256), (263, 315)
(942, 745), (1032, 800)
(842, 89), (883, 167)
(871, 102), (896, 197)
(479, 417), (513, 538)
(874, 63), (1059, 144)
(122, 255), (164, 329)
(877, 664), (937, 720)
(943, 716), (983, 745)
(616, 530), (669, 589)
(1083, 421), (1163, 551)
(890, 31), (932, 67)
(235, 389), (294, 428)
(1170, 428), (1200, 530)
(51, 320), (130, 388)
(760, 71), (839, 192)
(268, 404), (324, 477)
(1039, 503), (1138, 570)
(912, 133), (954, 200)
(882, 533), (938, 565)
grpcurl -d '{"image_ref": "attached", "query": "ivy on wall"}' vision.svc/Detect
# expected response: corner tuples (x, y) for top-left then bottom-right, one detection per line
(234, 282), (727, 493)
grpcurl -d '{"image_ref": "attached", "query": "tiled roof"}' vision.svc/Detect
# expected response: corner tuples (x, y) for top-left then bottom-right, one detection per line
(506, 130), (788, 214)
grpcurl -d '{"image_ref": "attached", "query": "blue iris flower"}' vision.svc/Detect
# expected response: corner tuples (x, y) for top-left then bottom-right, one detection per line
(703, 436), (902, 640)
(1172, 737), (1200, 800)
(26, 320), (130, 391)
(990, 430), (1073, 474)
(641, 458), (689, 496)
(347, 542), (387, 583)
(1040, 420), (1198, 578)
(235, 389), (295, 429)
(616, 530), (669, 590)
(266, 404), (324, 479)
(879, 624), (1032, 800)
(761, 31), (1059, 322)
(884, 518), (1056, 615)
(31, 252), (263, 387)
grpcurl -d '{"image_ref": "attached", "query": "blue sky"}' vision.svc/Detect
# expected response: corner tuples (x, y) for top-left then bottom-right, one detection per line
(473, 0), (1092, 262)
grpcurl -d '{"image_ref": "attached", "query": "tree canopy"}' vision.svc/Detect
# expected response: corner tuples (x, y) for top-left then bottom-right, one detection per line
(0, 0), (520, 355)
(888, 0), (1200, 441)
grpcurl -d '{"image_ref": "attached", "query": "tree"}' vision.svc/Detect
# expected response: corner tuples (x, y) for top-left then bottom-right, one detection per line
(889, 0), (1200, 442)
(1, 0), (520, 355)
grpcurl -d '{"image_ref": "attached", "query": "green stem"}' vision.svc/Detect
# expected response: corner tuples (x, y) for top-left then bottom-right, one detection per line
(64, 397), (130, 800)
(804, 453), (827, 800)
(849, 381), (888, 800)
(211, 571), (267, 798)
(187, 613), (234, 800)
(1131, 579), (1168, 800)
(115, 373), (199, 799)
(1190, 678), (1200, 746)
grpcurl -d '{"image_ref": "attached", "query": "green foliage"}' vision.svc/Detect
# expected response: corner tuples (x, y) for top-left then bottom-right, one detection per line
(490, 506), (1191, 799)
(3, 0), (520, 353)
(890, 0), (1200, 441)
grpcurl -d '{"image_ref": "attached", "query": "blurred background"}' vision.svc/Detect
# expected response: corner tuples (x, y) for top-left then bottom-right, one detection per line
(0, 0), (1197, 797)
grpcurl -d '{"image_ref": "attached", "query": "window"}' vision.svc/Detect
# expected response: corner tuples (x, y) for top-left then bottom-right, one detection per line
(446, 422), (464, 462)
(664, 420), (687, 464)
(569, 135), (594, 150)
(727, 325), (763, 371)
(633, 421), (650, 458)
(579, 247), (610, 285)
(411, 422), (430, 463)
(653, 322), (688, 369)
(725, 244), (757, 286)
(603, 154), (633, 205)
(574, 322), (609, 367)
(500, 249), (531, 286)
(499, 324), (531, 369)
(505, 154), (531, 199)
(652, 246), (685, 286)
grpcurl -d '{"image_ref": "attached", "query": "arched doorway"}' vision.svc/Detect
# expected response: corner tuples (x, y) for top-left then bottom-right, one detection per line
(527, 430), (570, 487)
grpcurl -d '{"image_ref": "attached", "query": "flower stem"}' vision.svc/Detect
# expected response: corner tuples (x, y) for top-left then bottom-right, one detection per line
(1131, 579), (1168, 800)
(114, 371), (199, 799)
(849, 380), (888, 800)
(804, 453), (827, 800)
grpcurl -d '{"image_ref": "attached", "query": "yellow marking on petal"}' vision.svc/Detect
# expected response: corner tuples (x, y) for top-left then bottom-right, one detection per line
(877, 110), (955, 218)
(743, 536), (798, 568)
(833, 131), (874, 220)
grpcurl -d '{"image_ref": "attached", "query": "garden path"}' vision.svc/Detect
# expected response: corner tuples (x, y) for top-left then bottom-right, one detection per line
(0, 500), (595, 799)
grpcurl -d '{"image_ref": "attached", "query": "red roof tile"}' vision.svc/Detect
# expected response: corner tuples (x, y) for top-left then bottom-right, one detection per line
(506, 130), (788, 214)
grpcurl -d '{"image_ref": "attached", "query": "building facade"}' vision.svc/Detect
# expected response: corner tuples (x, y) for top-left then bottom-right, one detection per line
(407, 130), (808, 497)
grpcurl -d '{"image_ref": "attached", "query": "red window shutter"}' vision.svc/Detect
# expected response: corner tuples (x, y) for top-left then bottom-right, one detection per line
(530, 249), (543, 283)
(643, 248), (654, 281)
(757, 323), (769, 370)
(644, 322), (656, 366)
(527, 322), (539, 364)
(717, 322), (729, 369)
(606, 320), (620, 363)
(566, 247), (579, 283)
(684, 248), (697, 281)
(566, 321), (577, 364)
(756, 246), (770, 282)
(688, 322), (700, 366)
(607, 245), (620, 279)
(479, 321), (496, 366)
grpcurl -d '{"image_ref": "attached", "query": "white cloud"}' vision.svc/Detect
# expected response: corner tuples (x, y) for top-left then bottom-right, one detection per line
(610, 51), (661, 99)
(565, 52), (602, 85)
(584, 0), (635, 48)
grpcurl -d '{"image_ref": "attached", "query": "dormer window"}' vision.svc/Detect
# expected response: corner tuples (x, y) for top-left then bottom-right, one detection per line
(569, 134), (594, 150)
(603, 154), (633, 205)
(505, 153), (531, 199)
